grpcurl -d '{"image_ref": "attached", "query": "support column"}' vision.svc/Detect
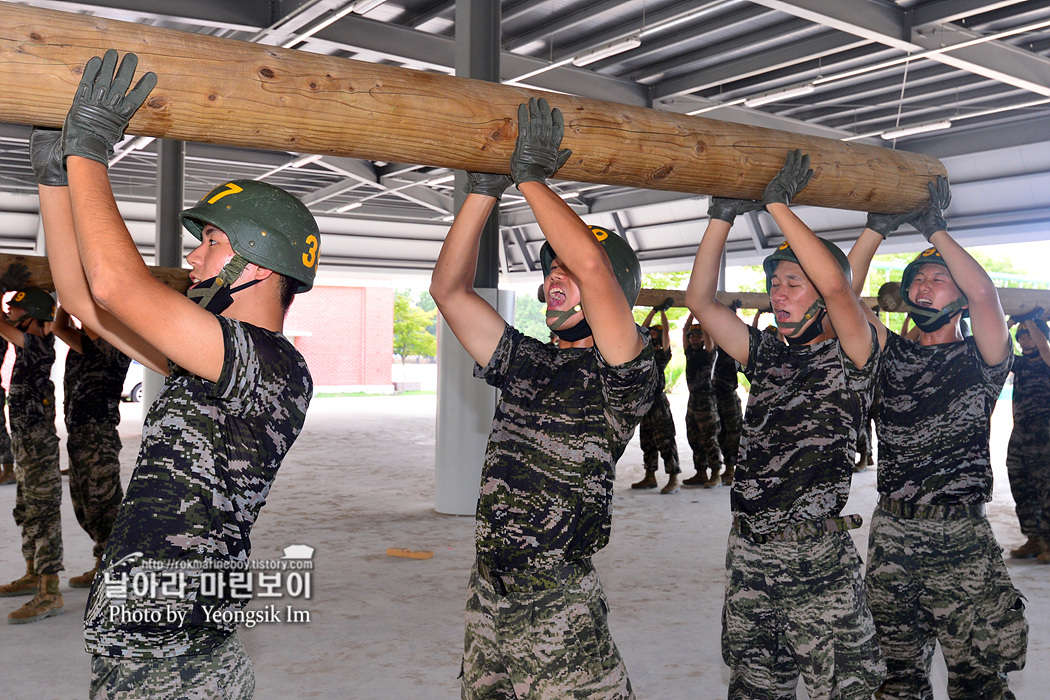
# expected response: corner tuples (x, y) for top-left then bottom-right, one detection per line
(434, 0), (503, 516)
(143, 139), (184, 409)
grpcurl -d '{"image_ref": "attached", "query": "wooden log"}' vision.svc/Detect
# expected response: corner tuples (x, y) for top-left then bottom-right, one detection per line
(0, 3), (944, 213)
(0, 253), (189, 294)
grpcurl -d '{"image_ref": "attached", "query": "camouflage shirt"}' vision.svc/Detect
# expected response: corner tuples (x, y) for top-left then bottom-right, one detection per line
(653, 345), (670, 393)
(9, 331), (56, 435)
(474, 324), (657, 571)
(712, 347), (740, 396)
(84, 318), (312, 658)
(876, 332), (1010, 505)
(1011, 351), (1050, 426)
(734, 325), (879, 534)
(64, 334), (132, 428)
(684, 345), (715, 393)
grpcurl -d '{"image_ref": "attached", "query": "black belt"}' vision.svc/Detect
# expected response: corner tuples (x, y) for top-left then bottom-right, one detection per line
(878, 495), (985, 520)
(475, 557), (594, 596)
(734, 514), (863, 544)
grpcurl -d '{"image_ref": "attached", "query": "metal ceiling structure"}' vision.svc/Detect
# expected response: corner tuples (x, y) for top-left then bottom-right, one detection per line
(4, 0), (1050, 281)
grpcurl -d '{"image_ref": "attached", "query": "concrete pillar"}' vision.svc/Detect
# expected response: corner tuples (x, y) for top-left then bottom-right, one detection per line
(143, 139), (184, 409)
(434, 0), (502, 516)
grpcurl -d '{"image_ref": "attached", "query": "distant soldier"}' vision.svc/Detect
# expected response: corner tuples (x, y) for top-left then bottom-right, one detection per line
(431, 97), (657, 699)
(1004, 310), (1050, 562)
(633, 302), (682, 494)
(711, 316), (743, 486)
(52, 306), (131, 589)
(680, 313), (723, 488)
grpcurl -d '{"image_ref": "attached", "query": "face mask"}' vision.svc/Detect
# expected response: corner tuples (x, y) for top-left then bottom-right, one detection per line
(186, 254), (260, 314)
(904, 295), (967, 333)
(550, 317), (593, 342)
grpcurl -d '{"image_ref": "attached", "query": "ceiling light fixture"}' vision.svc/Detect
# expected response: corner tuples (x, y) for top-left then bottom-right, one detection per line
(336, 202), (363, 213)
(742, 83), (816, 108)
(352, 0), (389, 14)
(879, 120), (952, 140)
(290, 153), (324, 168)
(571, 35), (642, 67)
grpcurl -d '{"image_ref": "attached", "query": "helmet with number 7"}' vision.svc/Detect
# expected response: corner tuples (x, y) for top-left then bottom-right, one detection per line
(180, 180), (320, 293)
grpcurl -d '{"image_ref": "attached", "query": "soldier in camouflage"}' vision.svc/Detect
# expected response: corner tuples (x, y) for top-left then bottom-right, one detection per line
(711, 331), (742, 486)
(35, 49), (318, 699)
(0, 286), (62, 624)
(431, 97), (657, 699)
(53, 306), (132, 588)
(686, 150), (885, 700)
(680, 313), (723, 488)
(850, 176), (1027, 699)
(633, 304), (681, 494)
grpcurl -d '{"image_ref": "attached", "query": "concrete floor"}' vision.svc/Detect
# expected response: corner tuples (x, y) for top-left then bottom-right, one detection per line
(1, 393), (1046, 700)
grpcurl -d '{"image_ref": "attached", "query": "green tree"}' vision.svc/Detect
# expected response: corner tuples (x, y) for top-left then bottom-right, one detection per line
(393, 292), (437, 362)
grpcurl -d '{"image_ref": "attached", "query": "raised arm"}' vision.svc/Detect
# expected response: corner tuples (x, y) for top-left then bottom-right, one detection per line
(429, 178), (512, 367)
(685, 199), (760, 367)
(642, 307), (658, 328)
(918, 177), (1010, 365)
(762, 151), (874, 367)
(52, 306), (84, 355)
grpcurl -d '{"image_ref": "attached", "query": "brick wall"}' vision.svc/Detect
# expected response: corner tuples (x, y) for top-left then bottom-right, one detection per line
(285, 285), (394, 389)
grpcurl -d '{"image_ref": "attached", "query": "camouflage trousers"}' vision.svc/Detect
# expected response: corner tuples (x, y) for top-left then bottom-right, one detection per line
(68, 423), (124, 559)
(865, 505), (1027, 700)
(90, 633), (254, 699)
(714, 389), (742, 469)
(11, 422), (62, 574)
(639, 393), (679, 474)
(686, 392), (722, 473)
(1005, 419), (1050, 539)
(462, 562), (634, 699)
(722, 529), (885, 700)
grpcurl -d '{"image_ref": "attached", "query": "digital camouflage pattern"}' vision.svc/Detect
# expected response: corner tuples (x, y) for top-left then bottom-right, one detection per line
(638, 346), (679, 475)
(462, 564), (633, 700)
(875, 332), (1011, 504)
(64, 335), (132, 428)
(866, 506), (1027, 699)
(684, 344), (722, 475)
(90, 632), (254, 699)
(9, 332), (61, 574)
(713, 349), (743, 470)
(68, 423), (123, 559)
(12, 422), (62, 574)
(84, 318), (312, 660)
(66, 335), (132, 559)
(473, 324), (657, 572)
(734, 325), (879, 535)
(1006, 352), (1050, 539)
(722, 531), (884, 700)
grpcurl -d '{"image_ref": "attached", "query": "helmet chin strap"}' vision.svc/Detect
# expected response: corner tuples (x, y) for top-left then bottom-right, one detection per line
(186, 254), (261, 314)
(904, 296), (968, 333)
(775, 298), (827, 345)
(546, 303), (594, 341)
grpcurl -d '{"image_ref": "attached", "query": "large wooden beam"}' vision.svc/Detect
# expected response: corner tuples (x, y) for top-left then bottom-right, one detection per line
(0, 3), (944, 213)
(0, 254), (188, 295)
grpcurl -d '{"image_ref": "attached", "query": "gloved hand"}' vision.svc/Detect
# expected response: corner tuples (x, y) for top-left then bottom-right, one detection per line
(657, 297), (674, 312)
(29, 127), (67, 186)
(913, 175), (951, 242)
(63, 49), (157, 166)
(762, 149), (814, 207)
(510, 97), (572, 187)
(0, 262), (31, 296)
(729, 299), (743, 311)
(1011, 306), (1045, 324)
(865, 209), (921, 239)
(464, 172), (513, 200)
(708, 197), (763, 225)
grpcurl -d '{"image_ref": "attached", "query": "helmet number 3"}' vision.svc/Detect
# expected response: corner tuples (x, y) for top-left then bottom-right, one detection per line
(303, 235), (319, 268)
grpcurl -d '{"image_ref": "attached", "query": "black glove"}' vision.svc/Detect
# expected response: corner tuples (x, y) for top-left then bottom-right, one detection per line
(708, 197), (763, 225)
(865, 210), (921, 239)
(729, 299), (743, 311)
(1011, 307), (1045, 324)
(913, 175), (951, 242)
(29, 128), (67, 186)
(63, 49), (157, 166)
(762, 150), (813, 207)
(510, 97), (572, 186)
(657, 297), (674, 312)
(0, 262), (31, 296)
(464, 172), (513, 200)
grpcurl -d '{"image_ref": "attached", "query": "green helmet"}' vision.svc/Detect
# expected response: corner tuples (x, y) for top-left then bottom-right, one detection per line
(180, 180), (320, 293)
(539, 225), (641, 306)
(900, 247), (949, 301)
(900, 247), (968, 332)
(762, 238), (851, 293)
(8, 287), (55, 322)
